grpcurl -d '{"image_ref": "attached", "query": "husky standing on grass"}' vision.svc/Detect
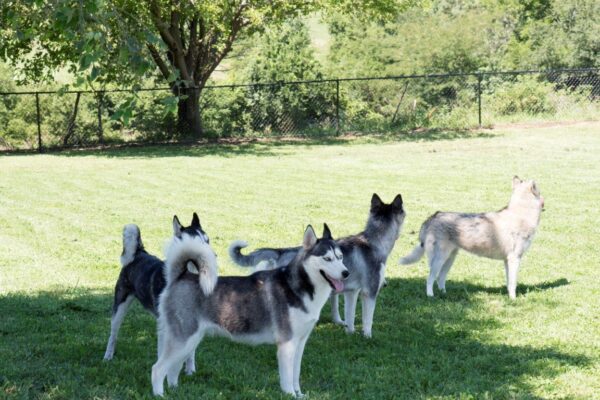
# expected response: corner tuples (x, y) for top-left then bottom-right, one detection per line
(152, 224), (348, 397)
(400, 176), (544, 299)
(228, 193), (405, 337)
(103, 213), (209, 376)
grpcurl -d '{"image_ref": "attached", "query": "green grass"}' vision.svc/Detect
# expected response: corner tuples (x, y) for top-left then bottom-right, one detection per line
(1, 122), (600, 399)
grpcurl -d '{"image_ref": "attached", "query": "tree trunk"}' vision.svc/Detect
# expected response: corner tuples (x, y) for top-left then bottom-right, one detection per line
(63, 91), (82, 146)
(177, 88), (203, 138)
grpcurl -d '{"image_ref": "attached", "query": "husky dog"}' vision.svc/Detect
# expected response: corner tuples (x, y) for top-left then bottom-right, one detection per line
(103, 213), (209, 376)
(229, 193), (405, 337)
(400, 176), (544, 299)
(152, 224), (348, 397)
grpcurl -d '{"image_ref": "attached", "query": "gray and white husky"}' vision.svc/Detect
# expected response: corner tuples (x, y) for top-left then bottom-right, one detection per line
(152, 224), (348, 397)
(228, 193), (405, 337)
(103, 213), (209, 376)
(399, 176), (544, 299)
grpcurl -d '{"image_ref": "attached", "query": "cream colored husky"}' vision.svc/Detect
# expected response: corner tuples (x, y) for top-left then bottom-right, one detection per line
(400, 177), (544, 298)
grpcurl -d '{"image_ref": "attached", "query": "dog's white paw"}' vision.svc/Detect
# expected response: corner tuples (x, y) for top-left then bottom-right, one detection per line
(295, 390), (306, 398)
(332, 318), (346, 326)
(345, 326), (355, 334)
(363, 330), (372, 338)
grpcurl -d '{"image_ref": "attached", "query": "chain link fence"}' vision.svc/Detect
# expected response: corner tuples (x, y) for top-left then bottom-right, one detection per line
(0, 68), (598, 151)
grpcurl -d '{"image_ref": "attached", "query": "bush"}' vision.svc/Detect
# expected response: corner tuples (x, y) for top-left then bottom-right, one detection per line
(493, 76), (556, 116)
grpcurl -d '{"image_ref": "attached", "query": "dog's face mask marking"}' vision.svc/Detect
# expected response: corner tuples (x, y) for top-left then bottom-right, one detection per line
(512, 176), (544, 210)
(303, 224), (348, 293)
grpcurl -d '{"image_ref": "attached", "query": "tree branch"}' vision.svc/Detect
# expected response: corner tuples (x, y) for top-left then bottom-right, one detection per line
(147, 0), (191, 81)
(194, 1), (247, 84)
(185, 15), (199, 75)
(147, 43), (171, 81)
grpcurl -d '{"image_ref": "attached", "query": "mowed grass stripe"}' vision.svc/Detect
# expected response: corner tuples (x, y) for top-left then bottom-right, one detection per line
(0, 122), (599, 398)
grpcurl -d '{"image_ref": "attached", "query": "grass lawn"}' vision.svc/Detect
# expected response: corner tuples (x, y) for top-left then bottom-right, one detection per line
(1, 122), (599, 399)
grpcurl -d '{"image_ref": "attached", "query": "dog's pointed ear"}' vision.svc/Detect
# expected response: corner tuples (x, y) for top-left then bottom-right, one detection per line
(371, 193), (383, 209)
(191, 212), (202, 229)
(173, 215), (183, 237)
(303, 225), (317, 250)
(392, 194), (403, 210)
(512, 176), (522, 188)
(322, 223), (333, 240)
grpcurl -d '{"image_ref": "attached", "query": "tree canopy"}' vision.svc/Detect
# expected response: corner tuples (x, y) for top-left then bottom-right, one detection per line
(0, 0), (412, 136)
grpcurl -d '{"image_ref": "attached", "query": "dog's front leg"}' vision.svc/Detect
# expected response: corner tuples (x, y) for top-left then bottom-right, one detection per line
(506, 255), (520, 299)
(361, 294), (377, 338)
(277, 340), (297, 395)
(344, 289), (360, 334)
(330, 294), (345, 325)
(293, 332), (311, 397)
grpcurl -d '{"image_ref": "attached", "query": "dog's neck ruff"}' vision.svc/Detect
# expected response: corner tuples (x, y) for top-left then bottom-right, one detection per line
(363, 220), (400, 261)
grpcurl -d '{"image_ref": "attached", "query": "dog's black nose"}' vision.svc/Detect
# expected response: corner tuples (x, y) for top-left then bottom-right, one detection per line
(342, 270), (349, 279)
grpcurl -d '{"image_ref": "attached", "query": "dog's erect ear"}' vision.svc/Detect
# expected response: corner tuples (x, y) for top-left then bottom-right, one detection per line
(303, 225), (317, 250)
(371, 193), (383, 209)
(322, 223), (333, 240)
(512, 176), (522, 188)
(191, 212), (202, 229)
(173, 215), (183, 237)
(392, 194), (403, 210)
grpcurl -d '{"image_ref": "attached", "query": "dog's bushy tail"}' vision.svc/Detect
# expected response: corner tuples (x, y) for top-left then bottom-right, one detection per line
(121, 224), (143, 267)
(399, 243), (425, 265)
(165, 236), (218, 296)
(228, 240), (271, 267)
(399, 221), (429, 265)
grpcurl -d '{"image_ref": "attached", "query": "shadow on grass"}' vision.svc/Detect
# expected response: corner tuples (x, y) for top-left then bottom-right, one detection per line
(1, 129), (499, 159)
(0, 275), (580, 399)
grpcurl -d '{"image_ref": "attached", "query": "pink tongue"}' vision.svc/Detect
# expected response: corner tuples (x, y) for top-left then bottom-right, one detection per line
(331, 278), (344, 293)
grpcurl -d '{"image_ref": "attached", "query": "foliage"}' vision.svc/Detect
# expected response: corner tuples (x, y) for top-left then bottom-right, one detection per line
(0, 0), (409, 137)
(493, 76), (556, 116)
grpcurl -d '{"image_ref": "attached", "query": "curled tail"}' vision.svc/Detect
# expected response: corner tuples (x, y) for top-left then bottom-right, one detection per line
(121, 224), (143, 267)
(228, 240), (277, 267)
(165, 236), (218, 296)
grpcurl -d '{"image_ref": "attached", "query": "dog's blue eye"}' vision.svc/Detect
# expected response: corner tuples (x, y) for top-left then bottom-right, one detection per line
(324, 256), (332, 262)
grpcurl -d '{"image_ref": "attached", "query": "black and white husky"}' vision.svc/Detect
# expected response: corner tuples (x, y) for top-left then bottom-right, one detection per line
(152, 224), (348, 397)
(228, 194), (405, 337)
(103, 213), (209, 376)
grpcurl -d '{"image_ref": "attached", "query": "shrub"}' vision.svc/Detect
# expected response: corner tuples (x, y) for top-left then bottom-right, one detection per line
(493, 76), (556, 115)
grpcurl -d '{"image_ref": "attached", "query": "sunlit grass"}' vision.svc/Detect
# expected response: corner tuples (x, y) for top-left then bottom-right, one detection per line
(1, 122), (599, 399)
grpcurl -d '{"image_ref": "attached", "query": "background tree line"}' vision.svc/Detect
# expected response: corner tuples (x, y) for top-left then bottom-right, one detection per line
(0, 0), (598, 148)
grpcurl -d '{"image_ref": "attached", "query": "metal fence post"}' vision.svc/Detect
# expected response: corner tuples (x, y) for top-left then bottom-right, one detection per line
(477, 73), (483, 127)
(35, 92), (42, 152)
(97, 92), (104, 145)
(335, 79), (340, 133)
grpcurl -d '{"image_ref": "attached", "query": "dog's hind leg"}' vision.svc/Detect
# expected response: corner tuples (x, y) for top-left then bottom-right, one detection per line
(436, 248), (458, 294)
(103, 286), (134, 360)
(343, 289), (360, 334)
(277, 340), (297, 395)
(330, 294), (345, 325)
(426, 245), (449, 297)
(184, 350), (196, 375)
(361, 293), (377, 338)
(152, 335), (202, 396)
